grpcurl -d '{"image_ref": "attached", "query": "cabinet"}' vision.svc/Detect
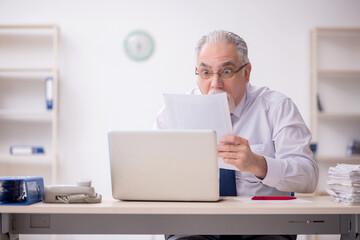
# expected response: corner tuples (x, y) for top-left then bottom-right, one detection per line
(310, 28), (360, 193)
(0, 25), (59, 184)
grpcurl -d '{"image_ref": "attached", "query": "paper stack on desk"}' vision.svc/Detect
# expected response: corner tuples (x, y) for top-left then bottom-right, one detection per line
(327, 164), (360, 205)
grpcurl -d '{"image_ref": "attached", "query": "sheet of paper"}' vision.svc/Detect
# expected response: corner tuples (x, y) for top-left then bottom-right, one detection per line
(164, 93), (236, 170)
(235, 197), (311, 204)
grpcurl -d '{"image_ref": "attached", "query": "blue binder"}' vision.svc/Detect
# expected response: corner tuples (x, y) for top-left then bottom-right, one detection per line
(0, 176), (44, 205)
(45, 77), (53, 110)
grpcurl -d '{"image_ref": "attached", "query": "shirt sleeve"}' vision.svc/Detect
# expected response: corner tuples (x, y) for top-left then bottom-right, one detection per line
(153, 105), (169, 130)
(261, 98), (319, 193)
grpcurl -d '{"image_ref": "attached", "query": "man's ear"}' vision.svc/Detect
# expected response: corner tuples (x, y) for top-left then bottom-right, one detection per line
(245, 63), (252, 83)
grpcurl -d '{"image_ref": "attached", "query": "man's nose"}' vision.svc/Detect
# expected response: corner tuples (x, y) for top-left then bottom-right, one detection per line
(210, 73), (223, 88)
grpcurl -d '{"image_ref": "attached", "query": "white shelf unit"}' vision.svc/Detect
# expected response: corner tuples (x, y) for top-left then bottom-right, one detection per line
(0, 25), (59, 184)
(310, 28), (360, 194)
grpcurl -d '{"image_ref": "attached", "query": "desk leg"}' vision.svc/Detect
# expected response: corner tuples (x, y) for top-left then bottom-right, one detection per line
(340, 233), (360, 240)
(0, 233), (19, 240)
(0, 214), (19, 240)
(340, 215), (360, 240)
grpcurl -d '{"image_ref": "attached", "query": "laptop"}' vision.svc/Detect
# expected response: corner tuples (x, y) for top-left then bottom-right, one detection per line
(108, 130), (219, 201)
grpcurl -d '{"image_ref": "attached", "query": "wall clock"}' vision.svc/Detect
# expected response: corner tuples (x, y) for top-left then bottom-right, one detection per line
(124, 31), (154, 61)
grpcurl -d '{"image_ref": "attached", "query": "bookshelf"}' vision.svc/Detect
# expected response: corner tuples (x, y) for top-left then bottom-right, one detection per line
(0, 25), (59, 184)
(310, 28), (360, 193)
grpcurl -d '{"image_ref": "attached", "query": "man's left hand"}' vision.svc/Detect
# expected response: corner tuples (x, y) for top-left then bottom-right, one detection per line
(217, 135), (268, 179)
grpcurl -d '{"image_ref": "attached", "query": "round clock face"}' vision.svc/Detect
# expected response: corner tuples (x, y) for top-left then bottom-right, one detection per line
(124, 31), (154, 61)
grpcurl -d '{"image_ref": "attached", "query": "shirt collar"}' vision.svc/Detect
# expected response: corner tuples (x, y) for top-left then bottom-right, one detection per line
(231, 84), (248, 118)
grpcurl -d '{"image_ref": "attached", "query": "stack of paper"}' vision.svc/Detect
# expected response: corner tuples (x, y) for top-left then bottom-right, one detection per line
(327, 164), (360, 205)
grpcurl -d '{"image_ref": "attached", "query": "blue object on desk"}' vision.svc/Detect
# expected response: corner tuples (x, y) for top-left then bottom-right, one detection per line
(0, 177), (44, 205)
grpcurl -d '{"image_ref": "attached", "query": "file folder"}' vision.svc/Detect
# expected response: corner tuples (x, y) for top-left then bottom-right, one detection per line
(0, 176), (44, 205)
(10, 146), (45, 155)
(45, 77), (53, 110)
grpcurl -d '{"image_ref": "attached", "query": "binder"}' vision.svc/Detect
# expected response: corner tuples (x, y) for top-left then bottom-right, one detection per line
(45, 76), (53, 110)
(10, 146), (45, 155)
(0, 176), (44, 205)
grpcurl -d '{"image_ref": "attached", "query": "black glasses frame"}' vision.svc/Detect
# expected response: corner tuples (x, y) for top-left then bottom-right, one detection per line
(195, 63), (248, 79)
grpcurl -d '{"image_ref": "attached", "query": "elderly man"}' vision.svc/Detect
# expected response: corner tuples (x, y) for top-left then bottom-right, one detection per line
(154, 30), (319, 240)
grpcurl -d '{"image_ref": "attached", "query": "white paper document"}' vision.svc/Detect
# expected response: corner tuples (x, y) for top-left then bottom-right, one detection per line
(163, 93), (236, 170)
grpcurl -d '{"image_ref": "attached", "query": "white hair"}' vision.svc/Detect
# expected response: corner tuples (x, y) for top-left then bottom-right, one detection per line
(195, 30), (250, 64)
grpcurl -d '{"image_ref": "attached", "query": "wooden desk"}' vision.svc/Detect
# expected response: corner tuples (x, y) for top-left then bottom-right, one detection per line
(1, 196), (359, 240)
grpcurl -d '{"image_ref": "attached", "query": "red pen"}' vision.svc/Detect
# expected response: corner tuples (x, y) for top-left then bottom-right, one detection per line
(251, 196), (296, 200)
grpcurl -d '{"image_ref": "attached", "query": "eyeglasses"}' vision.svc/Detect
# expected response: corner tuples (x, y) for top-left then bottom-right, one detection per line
(195, 63), (248, 80)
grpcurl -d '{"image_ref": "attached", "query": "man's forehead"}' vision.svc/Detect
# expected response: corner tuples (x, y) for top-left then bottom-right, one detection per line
(198, 61), (236, 68)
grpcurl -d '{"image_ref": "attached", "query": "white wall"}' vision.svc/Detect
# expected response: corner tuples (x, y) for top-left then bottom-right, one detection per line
(1, 0), (360, 198)
(1, 1), (359, 240)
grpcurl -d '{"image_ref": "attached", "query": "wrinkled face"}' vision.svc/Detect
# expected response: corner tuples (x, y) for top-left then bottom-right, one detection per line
(196, 42), (251, 108)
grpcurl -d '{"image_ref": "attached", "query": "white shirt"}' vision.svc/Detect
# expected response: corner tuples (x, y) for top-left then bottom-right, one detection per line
(154, 83), (319, 196)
